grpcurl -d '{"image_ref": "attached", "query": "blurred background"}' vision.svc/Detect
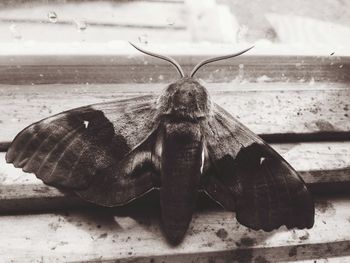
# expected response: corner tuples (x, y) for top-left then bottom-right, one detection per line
(0, 0), (349, 55)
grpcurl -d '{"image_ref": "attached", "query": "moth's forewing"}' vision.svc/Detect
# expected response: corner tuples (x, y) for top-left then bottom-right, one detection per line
(6, 95), (161, 205)
(202, 104), (314, 231)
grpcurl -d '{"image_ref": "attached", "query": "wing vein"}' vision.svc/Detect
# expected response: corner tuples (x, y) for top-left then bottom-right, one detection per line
(42, 130), (84, 179)
(14, 125), (46, 164)
(66, 145), (89, 182)
(36, 126), (83, 175)
(23, 126), (65, 169)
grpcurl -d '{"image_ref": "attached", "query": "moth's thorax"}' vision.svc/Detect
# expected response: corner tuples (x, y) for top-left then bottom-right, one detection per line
(157, 77), (212, 121)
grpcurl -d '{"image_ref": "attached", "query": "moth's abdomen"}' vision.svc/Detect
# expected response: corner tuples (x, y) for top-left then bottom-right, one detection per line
(160, 122), (203, 245)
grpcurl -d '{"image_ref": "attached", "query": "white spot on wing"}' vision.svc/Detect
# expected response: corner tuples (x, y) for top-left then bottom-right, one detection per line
(260, 157), (266, 165)
(200, 147), (205, 174)
(83, 121), (89, 128)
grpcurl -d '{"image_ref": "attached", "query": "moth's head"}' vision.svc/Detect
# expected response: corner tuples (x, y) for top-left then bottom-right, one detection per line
(159, 77), (211, 121)
(129, 42), (254, 121)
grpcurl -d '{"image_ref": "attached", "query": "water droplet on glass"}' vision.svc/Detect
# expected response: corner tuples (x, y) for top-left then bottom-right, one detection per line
(138, 34), (148, 44)
(75, 20), (87, 32)
(9, 24), (22, 40)
(48, 11), (58, 23)
(166, 17), (175, 26)
(237, 25), (248, 43)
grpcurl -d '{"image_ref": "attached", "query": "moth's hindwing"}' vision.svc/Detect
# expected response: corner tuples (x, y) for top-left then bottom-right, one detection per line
(201, 104), (315, 231)
(6, 95), (160, 206)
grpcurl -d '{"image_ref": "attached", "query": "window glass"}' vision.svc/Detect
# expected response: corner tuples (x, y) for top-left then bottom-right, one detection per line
(0, 0), (349, 55)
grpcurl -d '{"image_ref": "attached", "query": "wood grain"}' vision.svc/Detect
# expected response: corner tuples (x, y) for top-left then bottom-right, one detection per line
(0, 54), (348, 84)
(0, 140), (349, 212)
(1, 82), (349, 143)
(0, 196), (348, 262)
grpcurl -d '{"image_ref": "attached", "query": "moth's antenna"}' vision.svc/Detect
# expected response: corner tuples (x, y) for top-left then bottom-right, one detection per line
(129, 42), (185, 78)
(190, 46), (254, 77)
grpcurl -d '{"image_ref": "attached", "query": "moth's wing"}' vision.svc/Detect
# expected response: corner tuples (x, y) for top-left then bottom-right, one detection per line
(6, 95), (160, 206)
(201, 104), (314, 231)
(76, 129), (161, 206)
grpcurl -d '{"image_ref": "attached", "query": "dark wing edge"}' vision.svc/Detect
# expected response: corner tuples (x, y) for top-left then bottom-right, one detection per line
(6, 95), (161, 206)
(201, 104), (315, 231)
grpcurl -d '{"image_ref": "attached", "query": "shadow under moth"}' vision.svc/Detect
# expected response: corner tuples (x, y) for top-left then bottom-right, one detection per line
(6, 43), (314, 245)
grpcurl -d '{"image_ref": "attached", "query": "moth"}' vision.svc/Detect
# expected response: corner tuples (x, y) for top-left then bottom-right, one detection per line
(6, 43), (314, 245)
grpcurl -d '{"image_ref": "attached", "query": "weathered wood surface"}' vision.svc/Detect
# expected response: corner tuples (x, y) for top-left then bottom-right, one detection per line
(1, 82), (349, 143)
(0, 55), (348, 84)
(0, 139), (349, 211)
(0, 196), (348, 262)
(0, 78), (349, 262)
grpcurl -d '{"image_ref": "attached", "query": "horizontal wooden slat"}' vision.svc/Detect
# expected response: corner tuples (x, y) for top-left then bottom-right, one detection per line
(0, 140), (349, 211)
(1, 83), (349, 143)
(0, 196), (348, 262)
(0, 54), (348, 84)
